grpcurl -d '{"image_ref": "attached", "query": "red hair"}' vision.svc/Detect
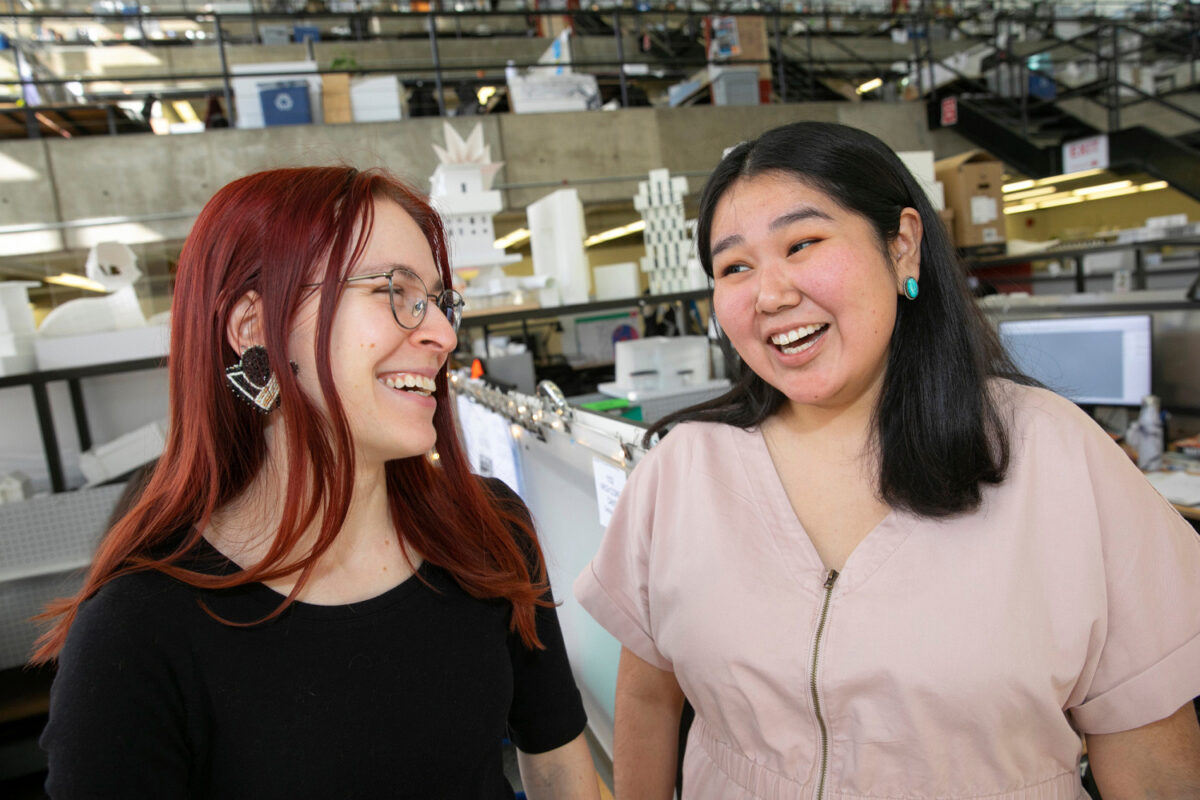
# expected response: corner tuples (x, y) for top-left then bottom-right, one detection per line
(33, 167), (547, 663)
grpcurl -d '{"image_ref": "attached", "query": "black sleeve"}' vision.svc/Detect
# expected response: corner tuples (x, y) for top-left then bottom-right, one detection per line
(41, 578), (194, 798)
(482, 477), (589, 753)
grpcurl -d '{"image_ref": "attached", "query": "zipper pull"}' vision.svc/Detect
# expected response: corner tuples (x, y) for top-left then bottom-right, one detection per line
(824, 569), (839, 589)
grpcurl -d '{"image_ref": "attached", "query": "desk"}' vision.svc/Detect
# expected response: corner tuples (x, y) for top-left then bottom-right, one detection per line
(1173, 503), (1200, 523)
(0, 357), (165, 493)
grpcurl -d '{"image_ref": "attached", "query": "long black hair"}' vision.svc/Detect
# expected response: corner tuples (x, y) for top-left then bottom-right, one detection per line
(651, 121), (1030, 517)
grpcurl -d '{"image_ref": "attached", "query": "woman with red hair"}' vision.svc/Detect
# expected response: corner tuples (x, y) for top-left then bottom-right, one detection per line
(33, 166), (598, 799)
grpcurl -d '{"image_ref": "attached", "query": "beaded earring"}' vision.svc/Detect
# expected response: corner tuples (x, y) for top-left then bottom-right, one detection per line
(225, 345), (285, 414)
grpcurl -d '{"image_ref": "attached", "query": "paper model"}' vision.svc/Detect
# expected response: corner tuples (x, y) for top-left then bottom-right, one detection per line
(429, 122), (520, 273)
(634, 169), (705, 294)
(38, 241), (146, 338)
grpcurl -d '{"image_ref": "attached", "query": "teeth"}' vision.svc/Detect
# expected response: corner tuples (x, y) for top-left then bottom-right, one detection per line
(780, 337), (821, 355)
(379, 373), (436, 393)
(770, 323), (826, 346)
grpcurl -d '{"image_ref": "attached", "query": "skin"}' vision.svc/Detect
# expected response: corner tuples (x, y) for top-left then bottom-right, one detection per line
(614, 172), (1200, 795)
(211, 198), (598, 798)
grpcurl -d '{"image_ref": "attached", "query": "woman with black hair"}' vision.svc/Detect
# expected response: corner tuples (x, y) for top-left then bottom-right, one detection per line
(575, 122), (1200, 799)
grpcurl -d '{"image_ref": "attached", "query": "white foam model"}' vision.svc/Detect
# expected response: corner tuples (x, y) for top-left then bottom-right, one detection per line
(429, 122), (520, 273)
(38, 242), (146, 339)
(634, 169), (704, 294)
(0, 281), (38, 376)
(527, 188), (589, 305)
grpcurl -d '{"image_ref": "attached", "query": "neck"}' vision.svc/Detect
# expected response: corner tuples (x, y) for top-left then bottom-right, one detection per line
(205, 438), (398, 580)
(771, 376), (883, 456)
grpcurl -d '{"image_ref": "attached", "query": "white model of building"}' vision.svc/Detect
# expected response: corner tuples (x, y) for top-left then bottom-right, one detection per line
(527, 188), (589, 306)
(429, 122), (519, 273)
(38, 241), (146, 338)
(634, 168), (703, 294)
(0, 281), (38, 376)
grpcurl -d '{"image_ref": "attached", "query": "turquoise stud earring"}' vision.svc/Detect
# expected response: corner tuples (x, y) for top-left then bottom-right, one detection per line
(904, 277), (919, 300)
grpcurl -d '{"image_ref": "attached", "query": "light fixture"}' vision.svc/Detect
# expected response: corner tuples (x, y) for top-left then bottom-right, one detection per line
(1002, 179), (1035, 193)
(172, 100), (199, 124)
(493, 228), (530, 249)
(476, 86), (497, 105)
(855, 77), (882, 95)
(1084, 185), (1142, 201)
(584, 219), (646, 247)
(1033, 167), (1105, 187)
(1003, 203), (1037, 215)
(1072, 180), (1132, 196)
(1004, 186), (1056, 202)
(1141, 181), (1168, 191)
(43, 273), (108, 292)
(1038, 196), (1084, 209)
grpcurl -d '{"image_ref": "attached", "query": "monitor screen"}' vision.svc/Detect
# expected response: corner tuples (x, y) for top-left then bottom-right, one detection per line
(997, 314), (1152, 407)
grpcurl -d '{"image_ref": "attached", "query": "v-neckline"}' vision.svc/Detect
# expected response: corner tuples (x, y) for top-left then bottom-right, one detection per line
(732, 423), (914, 594)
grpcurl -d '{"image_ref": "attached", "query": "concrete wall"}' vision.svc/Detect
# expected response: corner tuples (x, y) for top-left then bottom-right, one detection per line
(0, 101), (947, 253)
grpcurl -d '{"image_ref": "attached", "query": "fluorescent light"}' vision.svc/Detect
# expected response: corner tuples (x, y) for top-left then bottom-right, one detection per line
(476, 86), (497, 105)
(172, 100), (199, 124)
(1005, 186), (1056, 201)
(493, 228), (530, 249)
(1084, 186), (1141, 201)
(1034, 168), (1105, 187)
(43, 273), (108, 292)
(1073, 180), (1132, 196)
(584, 219), (646, 247)
(1038, 196), (1084, 209)
(1003, 203), (1037, 215)
(1140, 181), (1168, 191)
(855, 77), (882, 94)
(1002, 180), (1035, 193)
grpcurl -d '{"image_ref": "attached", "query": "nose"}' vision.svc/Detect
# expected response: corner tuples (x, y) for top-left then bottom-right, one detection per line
(414, 304), (458, 355)
(754, 260), (802, 315)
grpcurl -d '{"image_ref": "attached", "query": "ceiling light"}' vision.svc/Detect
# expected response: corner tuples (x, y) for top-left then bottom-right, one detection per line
(476, 86), (497, 105)
(172, 100), (199, 124)
(493, 228), (530, 249)
(855, 77), (882, 95)
(43, 273), (108, 292)
(1003, 203), (1037, 215)
(1038, 196), (1084, 209)
(584, 219), (646, 247)
(1033, 167), (1105, 187)
(1073, 180), (1132, 196)
(1002, 180), (1035, 193)
(1084, 186), (1141, 201)
(1140, 181), (1168, 191)
(1005, 186), (1056, 202)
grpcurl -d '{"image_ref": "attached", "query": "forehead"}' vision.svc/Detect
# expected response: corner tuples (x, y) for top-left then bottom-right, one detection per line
(353, 198), (440, 283)
(713, 172), (841, 228)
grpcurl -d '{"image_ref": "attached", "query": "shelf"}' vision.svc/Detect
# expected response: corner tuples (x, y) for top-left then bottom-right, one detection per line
(460, 289), (710, 328)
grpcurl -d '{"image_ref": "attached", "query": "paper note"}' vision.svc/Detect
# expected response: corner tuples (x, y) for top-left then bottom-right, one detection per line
(592, 457), (628, 527)
(970, 196), (998, 225)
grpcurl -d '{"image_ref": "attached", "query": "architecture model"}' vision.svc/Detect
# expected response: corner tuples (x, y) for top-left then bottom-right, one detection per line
(38, 241), (146, 337)
(429, 122), (519, 275)
(634, 168), (705, 294)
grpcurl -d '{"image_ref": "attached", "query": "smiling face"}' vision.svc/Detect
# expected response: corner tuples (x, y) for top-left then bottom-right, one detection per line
(710, 171), (920, 418)
(288, 198), (457, 467)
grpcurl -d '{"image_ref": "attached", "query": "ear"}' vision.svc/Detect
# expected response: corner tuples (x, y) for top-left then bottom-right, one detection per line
(225, 290), (265, 356)
(891, 207), (923, 289)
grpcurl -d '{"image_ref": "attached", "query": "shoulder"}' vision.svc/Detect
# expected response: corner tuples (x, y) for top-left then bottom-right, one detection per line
(68, 570), (194, 648)
(991, 378), (1110, 453)
(641, 419), (752, 470)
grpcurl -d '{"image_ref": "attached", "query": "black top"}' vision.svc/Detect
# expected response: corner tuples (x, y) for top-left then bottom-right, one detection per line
(41, 482), (587, 799)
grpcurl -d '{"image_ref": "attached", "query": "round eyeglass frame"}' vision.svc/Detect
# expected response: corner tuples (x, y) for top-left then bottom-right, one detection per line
(312, 267), (465, 333)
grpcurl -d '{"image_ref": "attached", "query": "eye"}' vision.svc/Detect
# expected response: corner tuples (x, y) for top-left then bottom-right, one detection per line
(717, 263), (749, 278)
(788, 239), (816, 256)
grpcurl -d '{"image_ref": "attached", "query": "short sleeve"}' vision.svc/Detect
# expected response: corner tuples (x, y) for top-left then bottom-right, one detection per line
(574, 445), (674, 671)
(1066, 414), (1200, 734)
(486, 477), (588, 753)
(506, 588), (588, 753)
(41, 579), (194, 797)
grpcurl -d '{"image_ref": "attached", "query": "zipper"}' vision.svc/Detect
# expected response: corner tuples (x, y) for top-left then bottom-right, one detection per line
(810, 568), (839, 800)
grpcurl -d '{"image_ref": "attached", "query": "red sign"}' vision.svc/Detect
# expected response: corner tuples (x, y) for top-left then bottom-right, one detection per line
(940, 97), (958, 126)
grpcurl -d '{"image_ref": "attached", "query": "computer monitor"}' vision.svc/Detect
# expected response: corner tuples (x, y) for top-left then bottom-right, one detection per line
(997, 314), (1153, 407)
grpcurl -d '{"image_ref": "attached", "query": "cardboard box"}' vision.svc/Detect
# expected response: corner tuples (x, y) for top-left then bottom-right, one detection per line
(322, 72), (352, 124)
(935, 150), (1006, 251)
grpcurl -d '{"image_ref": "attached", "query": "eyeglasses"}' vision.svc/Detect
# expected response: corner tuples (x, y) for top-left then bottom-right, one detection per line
(330, 267), (465, 333)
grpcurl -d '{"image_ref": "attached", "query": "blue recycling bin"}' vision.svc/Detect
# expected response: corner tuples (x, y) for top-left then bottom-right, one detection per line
(259, 81), (312, 127)
(293, 25), (321, 43)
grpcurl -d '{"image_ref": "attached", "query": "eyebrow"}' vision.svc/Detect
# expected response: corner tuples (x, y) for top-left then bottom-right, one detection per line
(710, 205), (834, 259)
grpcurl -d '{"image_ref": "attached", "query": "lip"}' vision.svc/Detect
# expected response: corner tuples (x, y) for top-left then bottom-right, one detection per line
(376, 367), (440, 381)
